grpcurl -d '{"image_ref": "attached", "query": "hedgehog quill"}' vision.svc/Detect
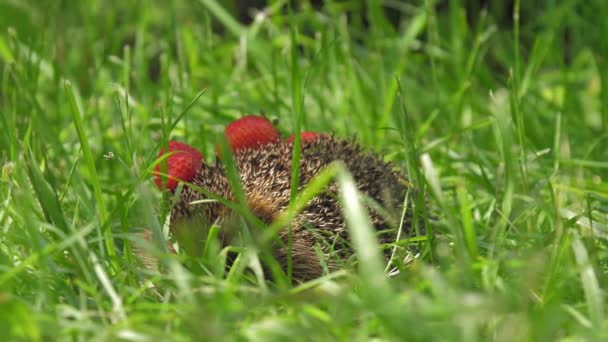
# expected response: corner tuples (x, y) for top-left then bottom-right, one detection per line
(151, 115), (420, 282)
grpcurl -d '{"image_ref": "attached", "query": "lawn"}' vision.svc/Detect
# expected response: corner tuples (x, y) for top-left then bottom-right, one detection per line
(1, 0), (608, 340)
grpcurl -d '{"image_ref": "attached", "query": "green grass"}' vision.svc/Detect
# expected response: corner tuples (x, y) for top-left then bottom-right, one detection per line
(1, 0), (608, 340)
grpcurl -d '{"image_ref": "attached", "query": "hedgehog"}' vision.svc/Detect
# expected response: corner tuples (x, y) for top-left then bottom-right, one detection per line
(152, 116), (419, 282)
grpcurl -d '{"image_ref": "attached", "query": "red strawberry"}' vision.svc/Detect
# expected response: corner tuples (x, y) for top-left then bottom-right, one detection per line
(285, 131), (323, 143)
(224, 115), (280, 152)
(154, 141), (203, 192)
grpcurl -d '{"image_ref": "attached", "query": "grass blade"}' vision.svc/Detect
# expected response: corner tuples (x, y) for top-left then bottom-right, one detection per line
(571, 231), (604, 329)
(65, 80), (116, 259)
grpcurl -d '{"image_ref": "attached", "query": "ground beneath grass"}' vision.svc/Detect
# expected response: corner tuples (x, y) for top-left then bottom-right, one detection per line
(1, 0), (608, 340)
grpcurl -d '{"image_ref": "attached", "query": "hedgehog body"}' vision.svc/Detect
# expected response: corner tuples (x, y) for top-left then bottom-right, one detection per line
(170, 135), (415, 281)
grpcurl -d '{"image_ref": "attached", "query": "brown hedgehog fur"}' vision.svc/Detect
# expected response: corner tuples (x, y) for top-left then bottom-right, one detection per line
(169, 135), (417, 282)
